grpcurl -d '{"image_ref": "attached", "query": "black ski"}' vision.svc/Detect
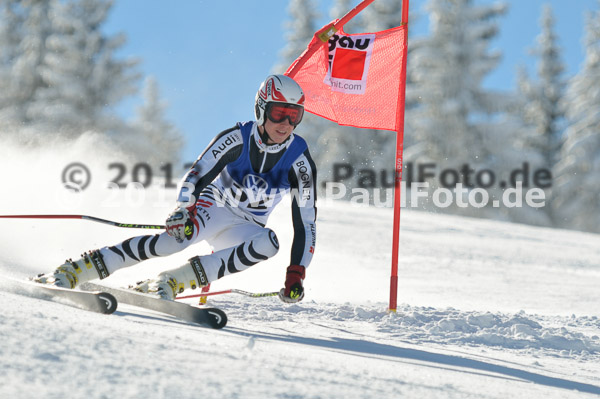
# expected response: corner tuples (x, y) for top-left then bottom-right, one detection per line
(81, 282), (227, 329)
(5, 276), (117, 314)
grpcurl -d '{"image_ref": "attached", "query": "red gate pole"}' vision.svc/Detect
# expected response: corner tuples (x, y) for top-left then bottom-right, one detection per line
(389, 0), (410, 313)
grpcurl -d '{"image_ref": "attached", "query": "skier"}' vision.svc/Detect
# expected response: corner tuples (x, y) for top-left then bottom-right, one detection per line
(35, 74), (317, 303)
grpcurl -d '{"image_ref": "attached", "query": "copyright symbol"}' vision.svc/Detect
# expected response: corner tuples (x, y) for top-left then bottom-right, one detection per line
(62, 162), (91, 191)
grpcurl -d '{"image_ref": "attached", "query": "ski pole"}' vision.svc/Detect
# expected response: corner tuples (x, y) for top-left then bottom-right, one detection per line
(0, 214), (165, 229)
(176, 289), (279, 300)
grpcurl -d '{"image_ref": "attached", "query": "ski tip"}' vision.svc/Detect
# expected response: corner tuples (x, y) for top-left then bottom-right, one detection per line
(206, 308), (228, 329)
(98, 292), (118, 314)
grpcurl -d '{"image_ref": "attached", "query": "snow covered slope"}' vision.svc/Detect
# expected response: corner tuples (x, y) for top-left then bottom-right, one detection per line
(1, 199), (599, 399)
(1, 138), (599, 398)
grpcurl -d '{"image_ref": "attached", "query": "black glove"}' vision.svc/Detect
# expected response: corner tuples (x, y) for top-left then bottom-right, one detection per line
(278, 265), (305, 303)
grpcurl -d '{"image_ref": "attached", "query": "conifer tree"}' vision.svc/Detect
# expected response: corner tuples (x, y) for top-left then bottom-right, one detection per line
(2, 0), (54, 133)
(273, 0), (318, 75)
(553, 5), (600, 233)
(517, 5), (566, 167)
(0, 0), (26, 127)
(0, 0), (181, 164)
(408, 0), (508, 165)
(28, 0), (139, 136)
(130, 76), (183, 167)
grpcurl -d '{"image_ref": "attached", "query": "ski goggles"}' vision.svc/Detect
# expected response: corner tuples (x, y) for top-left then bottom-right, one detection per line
(265, 103), (304, 126)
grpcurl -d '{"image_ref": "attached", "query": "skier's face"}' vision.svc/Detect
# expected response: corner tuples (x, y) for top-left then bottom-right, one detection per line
(262, 118), (294, 144)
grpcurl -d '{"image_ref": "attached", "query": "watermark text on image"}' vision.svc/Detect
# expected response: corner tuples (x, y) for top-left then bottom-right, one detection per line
(59, 162), (548, 209)
(329, 162), (553, 189)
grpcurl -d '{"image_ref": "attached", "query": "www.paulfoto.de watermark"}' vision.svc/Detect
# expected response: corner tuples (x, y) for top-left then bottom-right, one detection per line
(324, 181), (545, 208)
(59, 161), (551, 209)
(329, 162), (552, 190)
(323, 162), (551, 209)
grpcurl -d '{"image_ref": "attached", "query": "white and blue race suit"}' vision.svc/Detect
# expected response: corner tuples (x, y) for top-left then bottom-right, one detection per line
(95, 121), (317, 283)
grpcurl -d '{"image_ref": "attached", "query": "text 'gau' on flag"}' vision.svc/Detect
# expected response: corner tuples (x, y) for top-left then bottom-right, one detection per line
(286, 23), (407, 131)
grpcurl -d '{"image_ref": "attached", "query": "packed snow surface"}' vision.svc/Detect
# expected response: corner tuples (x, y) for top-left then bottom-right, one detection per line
(1, 141), (599, 398)
(1, 201), (599, 399)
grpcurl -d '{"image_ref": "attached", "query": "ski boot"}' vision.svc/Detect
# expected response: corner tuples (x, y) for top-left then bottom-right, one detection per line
(134, 256), (209, 300)
(34, 250), (109, 289)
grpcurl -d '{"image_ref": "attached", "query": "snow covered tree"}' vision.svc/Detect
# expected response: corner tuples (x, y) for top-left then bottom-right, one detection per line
(272, 0), (318, 75)
(0, 0), (55, 136)
(27, 0), (139, 137)
(361, 0), (404, 32)
(0, 0), (182, 165)
(553, 6), (600, 233)
(0, 0), (26, 128)
(407, 0), (508, 165)
(0, 1), (22, 64)
(404, 0), (539, 219)
(0, 0), (149, 140)
(128, 76), (183, 167)
(517, 5), (566, 168)
(329, 0), (363, 33)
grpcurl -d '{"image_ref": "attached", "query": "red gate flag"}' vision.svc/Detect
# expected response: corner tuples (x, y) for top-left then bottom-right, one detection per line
(286, 0), (410, 313)
(286, 23), (407, 131)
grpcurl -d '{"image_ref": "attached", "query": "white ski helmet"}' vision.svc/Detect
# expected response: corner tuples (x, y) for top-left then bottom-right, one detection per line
(255, 74), (305, 126)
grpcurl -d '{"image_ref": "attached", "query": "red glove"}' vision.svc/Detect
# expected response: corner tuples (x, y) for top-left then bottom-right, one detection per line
(278, 265), (305, 303)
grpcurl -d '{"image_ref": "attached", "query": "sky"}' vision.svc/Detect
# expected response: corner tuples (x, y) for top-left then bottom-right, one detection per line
(102, 0), (599, 164)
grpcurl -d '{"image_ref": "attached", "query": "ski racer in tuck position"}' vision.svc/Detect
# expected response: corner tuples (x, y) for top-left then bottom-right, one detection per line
(36, 74), (317, 303)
